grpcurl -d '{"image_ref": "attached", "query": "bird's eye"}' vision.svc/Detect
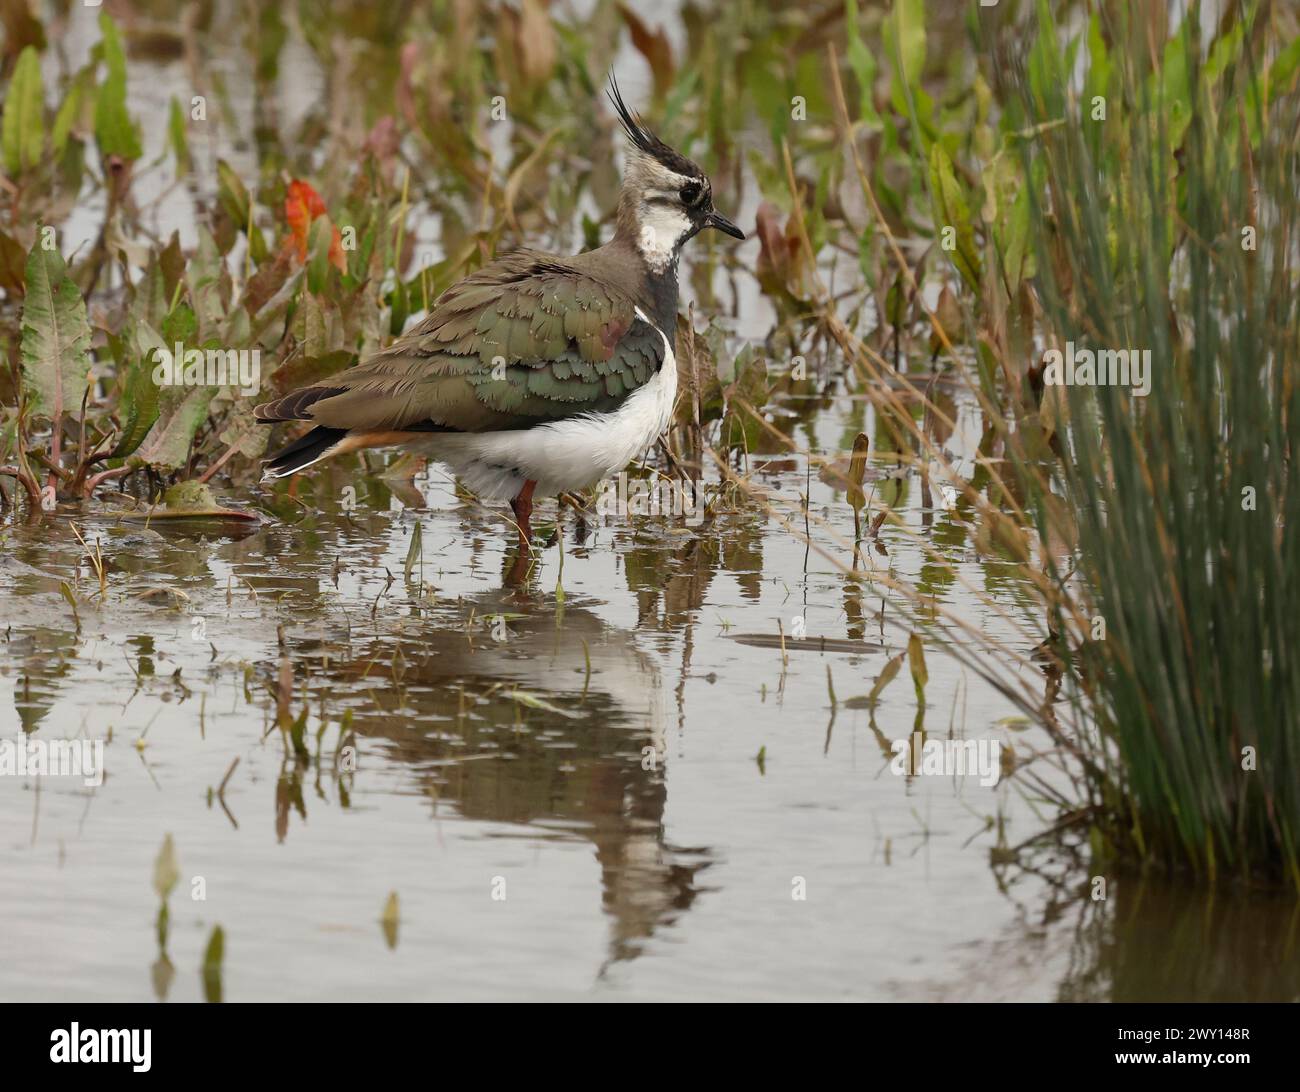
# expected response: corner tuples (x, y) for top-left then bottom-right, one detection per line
(679, 181), (703, 206)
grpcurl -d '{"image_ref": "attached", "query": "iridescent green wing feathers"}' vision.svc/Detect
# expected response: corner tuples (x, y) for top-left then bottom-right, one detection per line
(255, 250), (665, 433)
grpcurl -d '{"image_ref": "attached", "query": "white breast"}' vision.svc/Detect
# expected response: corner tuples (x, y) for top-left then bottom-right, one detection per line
(424, 312), (678, 501)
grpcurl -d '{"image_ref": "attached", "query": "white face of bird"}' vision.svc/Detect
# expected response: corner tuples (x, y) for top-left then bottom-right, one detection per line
(625, 151), (708, 272)
(623, 149), (743, 273)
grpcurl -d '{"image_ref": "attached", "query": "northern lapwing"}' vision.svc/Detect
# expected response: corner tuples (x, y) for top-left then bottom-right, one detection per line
(255, 78), (744, 556)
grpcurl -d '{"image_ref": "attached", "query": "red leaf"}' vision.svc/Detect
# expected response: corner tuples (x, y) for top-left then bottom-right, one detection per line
(283, 179), (346, 272)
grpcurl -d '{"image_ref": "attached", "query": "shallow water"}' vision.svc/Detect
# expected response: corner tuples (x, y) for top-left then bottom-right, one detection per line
(3, 0), (1297, 1004)
(3, 380), (1297, 1001)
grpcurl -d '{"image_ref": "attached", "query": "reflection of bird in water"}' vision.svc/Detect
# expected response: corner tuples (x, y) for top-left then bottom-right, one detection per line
(297, 595), (712, 972)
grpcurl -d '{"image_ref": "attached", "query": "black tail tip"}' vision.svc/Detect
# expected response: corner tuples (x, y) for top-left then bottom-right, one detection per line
(262, 426), (347, 481)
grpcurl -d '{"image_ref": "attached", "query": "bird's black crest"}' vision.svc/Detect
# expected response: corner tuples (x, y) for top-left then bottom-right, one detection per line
(606, 74), (702, 179)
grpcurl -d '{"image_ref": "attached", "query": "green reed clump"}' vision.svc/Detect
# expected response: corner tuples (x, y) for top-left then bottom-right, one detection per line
(999, 3), (1300, 887)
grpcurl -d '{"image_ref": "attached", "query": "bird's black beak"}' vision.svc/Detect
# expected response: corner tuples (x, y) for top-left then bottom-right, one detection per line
(704, 210), (746, 240)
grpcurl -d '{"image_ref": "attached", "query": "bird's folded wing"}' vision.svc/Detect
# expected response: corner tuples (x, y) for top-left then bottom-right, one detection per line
(255, 250), (666, 433)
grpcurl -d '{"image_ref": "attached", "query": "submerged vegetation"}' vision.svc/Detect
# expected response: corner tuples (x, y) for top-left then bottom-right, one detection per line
(1, 0), (1298, 897)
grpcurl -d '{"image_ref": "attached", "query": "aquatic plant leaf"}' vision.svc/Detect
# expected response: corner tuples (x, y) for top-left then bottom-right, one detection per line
(307, 214), (335, 294)
(167, 96), (189, 176)
(928, 144), (981, 292)
(403, 521), (422, 584)
(0, 231), (26, 298)
(381, 891), (400, 950)
(188, 228), (228, 339)
(153, 833), (179, 900)
(866, 650), (905, 707)
(845, 0), (882, 128)
(216, 159), (250, 232)
(201, 925), (224, 1003)
(110, 327), (163, 459)
(906, 634), (927, 703)
(93, 14), (142, 159)
(847, 432), (870, 518)
(19, 243), (92, 422)
(509, 689), (581, 719)
(884, 0), (926, 115)
(151, 955), (175, 1002)
(113, 479), (259, 522)
(882, 0), (934, 143)
(50, 71), (88, 159)
(727, 634), (884, 654)
(2, 46), (45, 176)
(131, 386), (213, 469)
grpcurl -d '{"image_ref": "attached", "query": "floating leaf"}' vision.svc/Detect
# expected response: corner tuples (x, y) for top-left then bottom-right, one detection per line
(726, 633), (884, 654)
(113, 479), (260, 522)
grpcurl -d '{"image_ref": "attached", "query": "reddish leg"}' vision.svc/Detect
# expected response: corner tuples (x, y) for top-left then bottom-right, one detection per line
(510, 479), (537, 547)
(505, 480), (538, 588)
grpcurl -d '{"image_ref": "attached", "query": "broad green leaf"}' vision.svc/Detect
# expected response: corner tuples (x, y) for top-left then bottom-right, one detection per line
(51, 78), (84, 158)
(982, 148), (1033, 291)
(883, 0), (933, 139)
(216, 158), (250, 230)
(928, 143), (981, 291)
(168, 96), (189, 176)
(1161, 24), (1194, 150)
(884, 0), (925, 109)
(217, 402), (269, 461)
(2, 46), (45, 176)
(20, 242), (91, 422)
(188, 228), (227, 338)
(132, 366), (214, 470)
(1269, 34), (1300, 91)
(1026, 0), (1067, 116)
(307, 215), (334, 295)
(111, 329), (163, 460)
(93, 14), (142, 160)
(845, 0), (882, 128)
(1083, 13), (1111, 159)
(1204, 22), (1242, 88)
